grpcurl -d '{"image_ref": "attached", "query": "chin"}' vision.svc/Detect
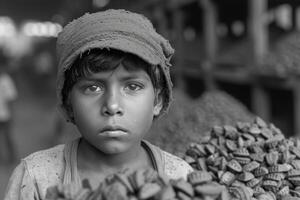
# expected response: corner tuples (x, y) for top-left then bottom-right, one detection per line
(102, 148), (124, 154)
(97, 141), (128, 154)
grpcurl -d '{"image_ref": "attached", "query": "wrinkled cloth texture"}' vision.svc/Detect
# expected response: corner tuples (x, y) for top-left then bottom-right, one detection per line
(4, 138), (193, 200)
(56, 9), (175, 122)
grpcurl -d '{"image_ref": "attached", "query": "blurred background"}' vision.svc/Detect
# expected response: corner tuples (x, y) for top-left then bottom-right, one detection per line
(1, 0), (300, 197)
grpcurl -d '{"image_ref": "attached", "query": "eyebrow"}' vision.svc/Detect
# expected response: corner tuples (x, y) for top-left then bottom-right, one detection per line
(120, 74), (151, 82)
(80, 73), (151, 82)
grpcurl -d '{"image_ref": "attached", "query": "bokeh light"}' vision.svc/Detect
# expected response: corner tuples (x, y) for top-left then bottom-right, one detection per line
(22, 21), (62, 37)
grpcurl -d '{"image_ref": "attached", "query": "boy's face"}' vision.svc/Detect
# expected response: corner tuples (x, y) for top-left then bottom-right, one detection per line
(69, 64), (162, 154)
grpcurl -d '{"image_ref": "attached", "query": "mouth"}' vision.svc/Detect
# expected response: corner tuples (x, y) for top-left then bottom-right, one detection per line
(99, 126), (128, 137)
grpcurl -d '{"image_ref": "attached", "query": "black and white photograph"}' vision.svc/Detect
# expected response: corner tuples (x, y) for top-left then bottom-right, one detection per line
(1, 0), (300, 199)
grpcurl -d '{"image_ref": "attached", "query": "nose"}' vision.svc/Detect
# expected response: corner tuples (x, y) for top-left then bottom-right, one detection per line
(101, 89), (124, 117)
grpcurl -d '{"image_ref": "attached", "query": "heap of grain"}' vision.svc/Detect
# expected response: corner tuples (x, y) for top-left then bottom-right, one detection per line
(147, 90), (253, 154)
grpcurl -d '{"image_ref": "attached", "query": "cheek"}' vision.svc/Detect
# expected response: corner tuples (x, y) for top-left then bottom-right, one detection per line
(126, 94), (155, 130)
(70, 92), (97, 129)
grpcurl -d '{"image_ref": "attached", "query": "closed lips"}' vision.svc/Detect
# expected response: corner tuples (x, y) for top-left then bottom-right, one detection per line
(99, 126), (128, 137)
(100, 126), (128, 133)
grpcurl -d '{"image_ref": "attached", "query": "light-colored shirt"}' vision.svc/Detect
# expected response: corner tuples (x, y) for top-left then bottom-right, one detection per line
(4, 138), (193, 200)
(0, 73), (17, 121)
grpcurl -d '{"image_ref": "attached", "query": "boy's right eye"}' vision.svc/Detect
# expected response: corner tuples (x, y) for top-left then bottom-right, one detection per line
(83, 84), (103, 94)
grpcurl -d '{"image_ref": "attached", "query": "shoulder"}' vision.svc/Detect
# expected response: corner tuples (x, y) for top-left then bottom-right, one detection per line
(5, 145), (66, 200)
(23, 144), (65, 183)
(162, 150), (194, 180)
(24, 144), (65, 165)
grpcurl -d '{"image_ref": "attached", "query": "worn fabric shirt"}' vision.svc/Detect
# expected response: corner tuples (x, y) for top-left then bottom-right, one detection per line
(4, 138), (193, 200)
(0, 73), (17, 121)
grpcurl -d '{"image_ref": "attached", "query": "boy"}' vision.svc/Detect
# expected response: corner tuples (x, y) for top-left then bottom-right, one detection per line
(4, 9), (193, 200)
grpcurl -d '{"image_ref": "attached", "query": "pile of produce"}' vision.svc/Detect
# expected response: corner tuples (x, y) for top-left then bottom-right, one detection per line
(147, 90), (253, 154)
(45, 168), (229, 200)
(184, 117), (300, 200)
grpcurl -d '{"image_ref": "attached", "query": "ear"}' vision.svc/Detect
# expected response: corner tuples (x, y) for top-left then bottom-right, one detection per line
(153, 89), (163, 116)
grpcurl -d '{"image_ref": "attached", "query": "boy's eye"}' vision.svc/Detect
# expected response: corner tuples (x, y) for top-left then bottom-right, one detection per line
(84, 85), (102, 93)
(125, 83), (143, 91)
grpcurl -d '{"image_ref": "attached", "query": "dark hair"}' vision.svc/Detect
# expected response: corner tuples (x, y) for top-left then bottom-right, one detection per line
(62, 48), (166, 117)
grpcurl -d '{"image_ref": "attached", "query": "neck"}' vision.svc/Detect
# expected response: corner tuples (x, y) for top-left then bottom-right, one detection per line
(77, 138), (146, 173)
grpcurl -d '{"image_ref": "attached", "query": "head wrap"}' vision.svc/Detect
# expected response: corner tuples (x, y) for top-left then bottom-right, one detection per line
(56, 9), (174, 122)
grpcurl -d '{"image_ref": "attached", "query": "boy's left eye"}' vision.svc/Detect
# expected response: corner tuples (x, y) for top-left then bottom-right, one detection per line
(125, 83), (143, 91)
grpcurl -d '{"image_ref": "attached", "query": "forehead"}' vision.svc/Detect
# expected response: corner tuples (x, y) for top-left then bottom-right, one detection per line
(84, 63), (151, 80)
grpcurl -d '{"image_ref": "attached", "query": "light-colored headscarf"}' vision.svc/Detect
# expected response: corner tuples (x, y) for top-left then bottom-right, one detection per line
(56, 9), (174, 122)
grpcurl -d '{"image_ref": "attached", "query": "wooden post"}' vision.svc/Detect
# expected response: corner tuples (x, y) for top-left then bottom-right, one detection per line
(293, 79), (300, 136)
(248, 0), (268, 64)
(199, 0), (218, 91)
(291, 4), (300, 137)
(291, 4), (297, 30)
(248, 0), (270, 122)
